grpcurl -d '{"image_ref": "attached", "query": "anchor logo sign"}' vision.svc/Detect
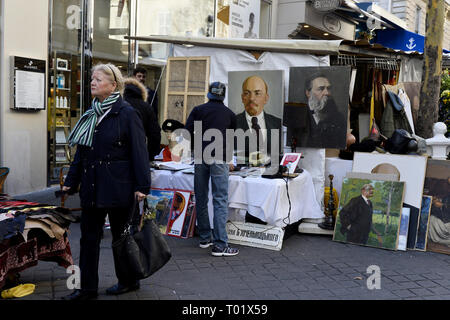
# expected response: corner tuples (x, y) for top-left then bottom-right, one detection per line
(406, 37), (416, 50)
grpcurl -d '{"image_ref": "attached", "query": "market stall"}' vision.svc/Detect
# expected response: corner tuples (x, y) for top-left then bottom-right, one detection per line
(0, 196), (75, 289)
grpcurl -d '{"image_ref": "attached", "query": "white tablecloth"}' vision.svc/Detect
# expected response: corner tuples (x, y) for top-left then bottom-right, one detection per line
(151, 169), (324, 228)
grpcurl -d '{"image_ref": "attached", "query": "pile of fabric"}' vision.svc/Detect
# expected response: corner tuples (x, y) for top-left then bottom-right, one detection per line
(0, 197), (75, 289)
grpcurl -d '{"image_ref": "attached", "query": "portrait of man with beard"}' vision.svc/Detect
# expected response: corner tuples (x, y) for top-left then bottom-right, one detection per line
(285, 67), (349, 149)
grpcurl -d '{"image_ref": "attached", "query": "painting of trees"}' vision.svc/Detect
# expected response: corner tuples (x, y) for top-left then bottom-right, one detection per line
(334, 178), (405, 250)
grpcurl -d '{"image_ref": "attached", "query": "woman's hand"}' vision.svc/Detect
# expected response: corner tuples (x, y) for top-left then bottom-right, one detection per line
(135, 191), (147, 202)
(62, 186), (71, 192)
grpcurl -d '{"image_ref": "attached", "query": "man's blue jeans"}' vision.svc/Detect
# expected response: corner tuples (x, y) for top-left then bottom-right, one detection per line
(194, 163), (229, 249)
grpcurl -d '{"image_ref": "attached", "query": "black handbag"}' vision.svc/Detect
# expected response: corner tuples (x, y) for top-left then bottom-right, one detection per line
(112, 197), (172, 281)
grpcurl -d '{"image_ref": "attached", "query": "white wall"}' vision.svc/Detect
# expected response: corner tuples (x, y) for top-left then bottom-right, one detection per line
(0, 0), (49, 195)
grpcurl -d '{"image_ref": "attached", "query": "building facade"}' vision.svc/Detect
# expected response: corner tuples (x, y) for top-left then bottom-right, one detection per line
(358, 0), (450, 49)
(0, 0), (448, 195)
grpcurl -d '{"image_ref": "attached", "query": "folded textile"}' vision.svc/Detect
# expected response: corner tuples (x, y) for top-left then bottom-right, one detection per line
(0, 215), (26, 242)
(1, 283), (35, 299)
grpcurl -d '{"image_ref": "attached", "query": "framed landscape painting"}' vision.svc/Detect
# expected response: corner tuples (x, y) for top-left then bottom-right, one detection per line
(333, 177), (405, 251)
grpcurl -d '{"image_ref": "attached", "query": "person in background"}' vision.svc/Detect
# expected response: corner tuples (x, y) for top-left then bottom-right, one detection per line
(185, 82), (239, 257)
(158, 119), (191, 163)
(123, 77), (161, 160)
(133, 66), (159, 118)
(61, 63), (151, 300)
(244, 12), (257, 39)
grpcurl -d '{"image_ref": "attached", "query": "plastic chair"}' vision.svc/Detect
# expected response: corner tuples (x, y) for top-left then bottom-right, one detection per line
(0, 167), (10, 194)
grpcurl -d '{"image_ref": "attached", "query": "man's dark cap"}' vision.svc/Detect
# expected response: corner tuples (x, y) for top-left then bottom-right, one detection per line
(162, 119), (184, 132)
(207, 82), (226, 101)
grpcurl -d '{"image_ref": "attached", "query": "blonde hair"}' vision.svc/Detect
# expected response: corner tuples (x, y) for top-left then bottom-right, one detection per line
(91, 63), (124, 94)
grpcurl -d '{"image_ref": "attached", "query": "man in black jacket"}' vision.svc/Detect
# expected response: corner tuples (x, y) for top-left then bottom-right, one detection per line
(123, 77), (161, 160)
(185, 82), (239, 257)
(133, 67), (158, 118)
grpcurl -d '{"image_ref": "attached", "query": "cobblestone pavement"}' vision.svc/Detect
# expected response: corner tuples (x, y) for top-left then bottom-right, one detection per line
(8, 187), (450, 301)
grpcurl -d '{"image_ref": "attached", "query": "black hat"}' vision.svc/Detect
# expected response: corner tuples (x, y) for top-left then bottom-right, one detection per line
(162, 119), (184, 132)
(207, 82), (226, 101)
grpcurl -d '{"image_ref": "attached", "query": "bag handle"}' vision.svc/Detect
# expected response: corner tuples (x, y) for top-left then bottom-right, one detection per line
(121, 196), (140, 236)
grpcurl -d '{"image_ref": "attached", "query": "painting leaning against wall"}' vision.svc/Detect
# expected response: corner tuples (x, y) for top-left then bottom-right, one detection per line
(423, 160), (450, 255)
(333, 178), (405, 251)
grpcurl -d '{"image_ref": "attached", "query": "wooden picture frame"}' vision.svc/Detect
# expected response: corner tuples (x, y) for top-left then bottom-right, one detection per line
(423, 160), (450, 255)
(333, 177), (405, 251)
(415, 195), (432, 251)
(163, 56), (210, 124)
(352, 152), (428, 250)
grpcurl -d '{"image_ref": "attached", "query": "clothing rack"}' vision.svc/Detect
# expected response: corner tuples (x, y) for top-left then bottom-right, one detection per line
(334, 54), (399, 70)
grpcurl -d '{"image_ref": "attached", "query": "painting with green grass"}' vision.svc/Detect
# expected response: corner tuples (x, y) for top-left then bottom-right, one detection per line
(333, 178), (405, 250)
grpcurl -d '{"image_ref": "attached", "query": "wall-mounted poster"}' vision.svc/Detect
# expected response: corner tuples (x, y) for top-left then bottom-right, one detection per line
(423, 160), (450, 255)
(352, 152), (428, 250)
(230, 0), (260, 39)
(285, 66), (350, 149)
(333, 178), (405, 251)
(228, 70), (284, 163)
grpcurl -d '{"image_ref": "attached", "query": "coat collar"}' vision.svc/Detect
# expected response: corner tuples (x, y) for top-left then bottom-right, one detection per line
(109, 95), (125, 115)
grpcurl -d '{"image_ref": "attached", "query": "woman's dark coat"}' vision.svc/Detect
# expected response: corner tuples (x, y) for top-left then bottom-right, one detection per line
(64, 96), (151, 208)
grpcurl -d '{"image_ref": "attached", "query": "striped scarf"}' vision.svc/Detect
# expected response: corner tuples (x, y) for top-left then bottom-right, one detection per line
(68, 91), (120, 147)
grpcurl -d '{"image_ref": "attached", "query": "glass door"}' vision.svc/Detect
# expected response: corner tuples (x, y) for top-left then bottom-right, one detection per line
(48, 0), (83, 183)
(91, 0), (131, 77)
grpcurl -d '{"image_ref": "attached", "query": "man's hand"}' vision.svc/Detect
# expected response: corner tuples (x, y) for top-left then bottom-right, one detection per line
(228, 164), (235, 172)
(62, 186), (71, 192)
(135, 191), (147, 202)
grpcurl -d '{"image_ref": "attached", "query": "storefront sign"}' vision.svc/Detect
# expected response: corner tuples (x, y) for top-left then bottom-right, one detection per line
(226, 221), (284, 251)
(312, 0), (341, 12)
(229, 0), (260, 39)
(323, 14), (341, 33)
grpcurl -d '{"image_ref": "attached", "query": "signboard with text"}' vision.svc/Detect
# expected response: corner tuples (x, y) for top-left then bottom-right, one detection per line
(12, 56), (46, 110)
(226, 221), (284, 251)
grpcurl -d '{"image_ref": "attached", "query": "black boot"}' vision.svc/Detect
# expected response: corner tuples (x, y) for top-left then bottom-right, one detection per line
(105, 281), (140, 295)
(61, 289), (98, 301)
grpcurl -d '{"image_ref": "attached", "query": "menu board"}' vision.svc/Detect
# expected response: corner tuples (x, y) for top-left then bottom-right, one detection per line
(12, 56), (46, 110)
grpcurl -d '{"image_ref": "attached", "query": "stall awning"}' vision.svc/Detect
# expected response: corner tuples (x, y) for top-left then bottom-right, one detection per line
(127, 35), (344, 55)
(375, 29), (424, 53)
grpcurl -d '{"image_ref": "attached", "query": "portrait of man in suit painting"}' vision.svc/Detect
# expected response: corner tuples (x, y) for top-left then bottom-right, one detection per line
(228, 70), (283, 165)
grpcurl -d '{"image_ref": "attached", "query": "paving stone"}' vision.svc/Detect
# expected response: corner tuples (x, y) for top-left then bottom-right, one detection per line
(409, 288), (435, 296)
(429, 286), (450, 295)
(392, 289), (417, 298)
(387, 275), (410, 282)
(417, 280), (440, 288)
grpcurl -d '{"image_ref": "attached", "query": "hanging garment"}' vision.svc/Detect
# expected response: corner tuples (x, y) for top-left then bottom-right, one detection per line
(380, 89), (413, 138)
(397, 88), (415, 134)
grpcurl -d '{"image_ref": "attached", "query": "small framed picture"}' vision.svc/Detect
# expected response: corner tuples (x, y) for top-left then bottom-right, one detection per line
(56, 58), (68, 71)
